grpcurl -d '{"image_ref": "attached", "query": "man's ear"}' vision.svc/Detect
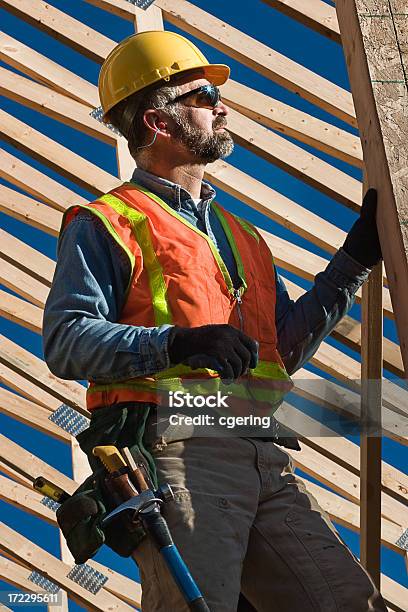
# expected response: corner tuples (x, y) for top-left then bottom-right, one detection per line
(143, 109), (168, 135)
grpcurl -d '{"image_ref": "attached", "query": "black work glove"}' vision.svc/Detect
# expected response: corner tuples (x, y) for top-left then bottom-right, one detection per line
(56, 493), (105, 564)
(342, 188), (382, 268)
(56, 476), (146, 563)
(168, 324), (259, 381)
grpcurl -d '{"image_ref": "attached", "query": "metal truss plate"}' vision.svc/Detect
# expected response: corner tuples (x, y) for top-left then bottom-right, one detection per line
(90, 106), (123, 136)
(41, 496), (61, 512)
(28, 571), (60, 593)
(396, 528), (408, 551)
(124, 0), (156, 9)
(48, 404), (90, 437)
(66, 564), (108, 594)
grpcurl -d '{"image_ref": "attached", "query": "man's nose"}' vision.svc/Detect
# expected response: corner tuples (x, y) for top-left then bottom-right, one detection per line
(213, 100), (228, 116)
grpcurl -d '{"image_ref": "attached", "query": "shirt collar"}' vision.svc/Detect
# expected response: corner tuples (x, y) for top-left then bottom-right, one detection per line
(130, 167), (216, 211)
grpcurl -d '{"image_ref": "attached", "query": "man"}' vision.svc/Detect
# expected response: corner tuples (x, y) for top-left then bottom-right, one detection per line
(44, 31), (386, 611)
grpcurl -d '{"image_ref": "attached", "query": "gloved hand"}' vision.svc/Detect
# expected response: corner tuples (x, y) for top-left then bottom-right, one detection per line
(168, 323), (259, 381)
(56, 480), (146, 563)
(342, 188), (382, 268)
(56, 493), (105, 564)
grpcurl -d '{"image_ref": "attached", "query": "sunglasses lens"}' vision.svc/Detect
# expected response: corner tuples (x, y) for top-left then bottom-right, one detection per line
(197, 85), (220, 107)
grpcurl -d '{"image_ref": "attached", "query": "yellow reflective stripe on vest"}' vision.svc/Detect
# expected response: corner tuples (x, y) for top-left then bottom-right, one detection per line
(252, 360), (290, 380)
(97, 193), (172, 326)
(233, 215), (260, 243)
(89, 359), (292, 403)
(212, 203), (247, 291)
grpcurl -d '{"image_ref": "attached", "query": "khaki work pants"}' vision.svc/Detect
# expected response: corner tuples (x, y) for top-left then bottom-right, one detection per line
(133, 437), (387, 611)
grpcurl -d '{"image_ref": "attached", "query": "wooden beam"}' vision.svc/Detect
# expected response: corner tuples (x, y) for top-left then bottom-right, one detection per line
(0, 184), (61, 236)
(0, 388), (70, 442)
(0, 434), (75, 493)
(360, 257), (383, 587)
(0, 475), (57, 525)
(0, 290), (43, 334)
(262, 0), (341, 43)
(0, 523), (136, 611)
(311, 341), (408, 419)
(0, 150), (88, 211)
(0, 229), (55, 286)
(290, 367), (406, 446)
(278, 401), (408, 506)
(115, 137), (135, 183)
(0, 364), (61, 411)
(221, 79), (363, 168)
(381, 574), (408, 612)
(0, 552), (142, 611)
(301, 478), (404, 553)
(134, 1), (164, 30)
(0, 259), (48, 308)
(0, 33), (98, 107)
(0, 110), (117, 195)
(0, 461), (32, 488)
(0, 502), (140, 610)
(0, 336), (87, 415)
(226, 107), (362, 211)
(157, 0), (354, 123)
(0, 556), (52, 597)
(0, 0), (114, 63)
(0, 67), (115, 146)
(331, 315), (402, 376)
(336, 1), (408, 376)
(289, 443), (408, 526)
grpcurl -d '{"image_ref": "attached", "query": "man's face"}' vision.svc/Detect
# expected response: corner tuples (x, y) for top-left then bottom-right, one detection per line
(165, 78), (234, 163)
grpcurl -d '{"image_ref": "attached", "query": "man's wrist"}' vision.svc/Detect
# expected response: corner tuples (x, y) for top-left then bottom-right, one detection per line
(325, 248), (371, 294)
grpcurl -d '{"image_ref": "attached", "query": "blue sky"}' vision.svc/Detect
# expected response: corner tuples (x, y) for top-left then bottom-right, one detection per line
(1, 0), (406, 609)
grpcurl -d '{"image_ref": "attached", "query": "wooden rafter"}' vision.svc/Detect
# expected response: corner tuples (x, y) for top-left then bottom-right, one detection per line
(336, 0), (408, 376)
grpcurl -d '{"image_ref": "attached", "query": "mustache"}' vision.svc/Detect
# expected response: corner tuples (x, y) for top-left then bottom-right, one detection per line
(213, 118), (228, 129)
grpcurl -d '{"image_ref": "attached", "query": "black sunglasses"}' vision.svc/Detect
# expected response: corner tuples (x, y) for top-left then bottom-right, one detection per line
(167, 84), (222, 109)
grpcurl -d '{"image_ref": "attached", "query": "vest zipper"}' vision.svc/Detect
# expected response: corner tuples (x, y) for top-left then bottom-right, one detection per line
(234, 288), (244, 331)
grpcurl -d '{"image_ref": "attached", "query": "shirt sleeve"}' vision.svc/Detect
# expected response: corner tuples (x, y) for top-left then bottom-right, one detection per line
(42, 211), (173, 382)
(275, 248), (371, 375)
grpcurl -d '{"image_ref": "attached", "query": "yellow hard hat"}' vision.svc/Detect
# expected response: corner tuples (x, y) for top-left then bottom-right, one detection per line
(99, 30), (230, 119)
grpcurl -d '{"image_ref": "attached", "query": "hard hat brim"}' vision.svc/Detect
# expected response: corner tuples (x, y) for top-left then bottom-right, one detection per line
(200, 64), (230, 86)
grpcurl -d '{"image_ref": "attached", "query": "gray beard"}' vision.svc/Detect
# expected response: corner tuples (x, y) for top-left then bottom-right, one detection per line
(172, 115), (234, 163)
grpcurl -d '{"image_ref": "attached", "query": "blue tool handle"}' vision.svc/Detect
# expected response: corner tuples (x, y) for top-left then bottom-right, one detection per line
(161, 545), (209, 610)
(141, 506), (210, 611)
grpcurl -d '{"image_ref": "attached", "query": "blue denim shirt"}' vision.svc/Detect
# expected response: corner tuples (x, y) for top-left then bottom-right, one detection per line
(43, 167), (370, 382)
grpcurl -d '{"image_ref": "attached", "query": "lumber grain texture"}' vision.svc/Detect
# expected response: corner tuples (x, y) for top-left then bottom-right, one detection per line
(336, 1), (408, 375)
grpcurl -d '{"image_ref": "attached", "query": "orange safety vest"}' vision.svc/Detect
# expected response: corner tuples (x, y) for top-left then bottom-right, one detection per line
(63, 182), (293, 414)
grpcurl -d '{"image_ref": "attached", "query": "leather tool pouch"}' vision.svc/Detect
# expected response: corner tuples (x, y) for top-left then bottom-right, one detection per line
(57, 402), (158, 562)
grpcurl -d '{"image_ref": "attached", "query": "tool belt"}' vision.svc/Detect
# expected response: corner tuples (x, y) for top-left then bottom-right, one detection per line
(56, 401), (158, 563)
(56, 466), (146, 564)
